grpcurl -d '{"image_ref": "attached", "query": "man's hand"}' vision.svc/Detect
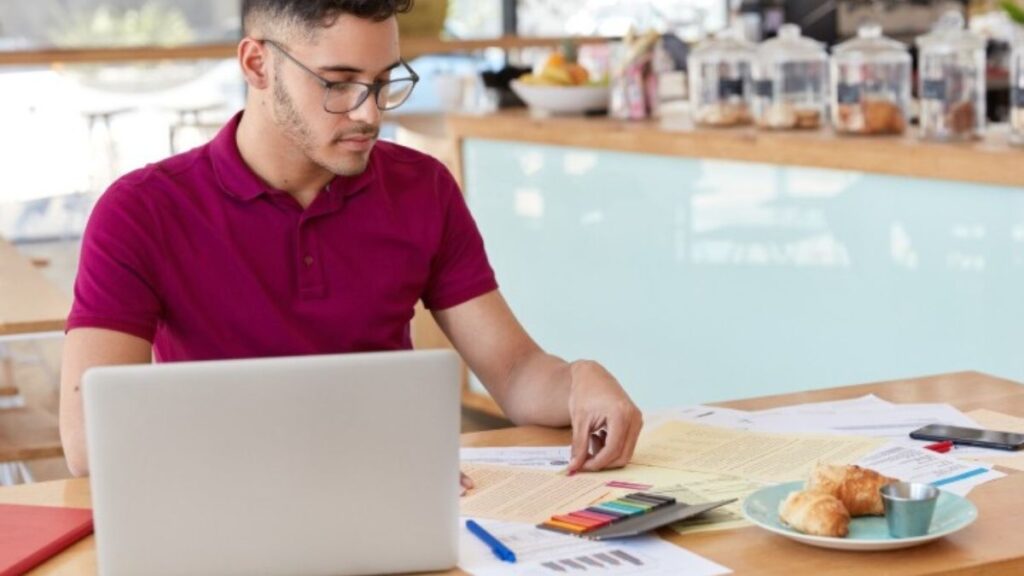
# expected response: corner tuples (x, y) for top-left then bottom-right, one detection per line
(566, 360), (643, 474)
(460, 471), (474, 496)
(433, 291), (643, 473)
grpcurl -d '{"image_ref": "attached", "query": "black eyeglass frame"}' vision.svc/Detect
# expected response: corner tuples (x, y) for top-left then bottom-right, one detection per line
(260, 38), (420, 114)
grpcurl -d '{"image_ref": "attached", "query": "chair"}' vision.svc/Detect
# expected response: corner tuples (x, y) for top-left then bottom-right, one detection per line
(166, 101), (226, 154)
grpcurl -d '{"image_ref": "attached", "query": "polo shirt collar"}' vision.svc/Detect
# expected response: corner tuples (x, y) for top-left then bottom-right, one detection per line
(210, 111), (377, 204)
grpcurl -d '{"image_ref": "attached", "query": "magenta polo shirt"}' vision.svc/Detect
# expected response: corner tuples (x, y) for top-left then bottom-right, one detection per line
(67, 112), (498, 362)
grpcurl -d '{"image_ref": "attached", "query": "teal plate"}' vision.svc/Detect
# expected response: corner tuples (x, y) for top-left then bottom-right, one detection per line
(741, 481), (978, 551)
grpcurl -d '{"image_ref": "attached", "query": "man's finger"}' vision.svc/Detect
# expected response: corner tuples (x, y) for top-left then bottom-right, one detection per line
(460, 472), (475, 489)
(568, 415), (594, 474)
(583, 415), (629, 472)
(611, 413), (642, 468)
(588, 428), (607, 456)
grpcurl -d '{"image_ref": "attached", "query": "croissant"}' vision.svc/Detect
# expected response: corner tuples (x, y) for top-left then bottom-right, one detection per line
(778, 489), (850, 537)
(807, 463), (896, 516)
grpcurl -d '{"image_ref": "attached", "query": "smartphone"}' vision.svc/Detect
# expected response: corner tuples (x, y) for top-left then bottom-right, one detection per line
(910, 424), (1024, 451)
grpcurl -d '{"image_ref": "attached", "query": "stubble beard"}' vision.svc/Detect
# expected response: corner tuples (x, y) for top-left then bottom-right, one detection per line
(272, 76), (375, 177)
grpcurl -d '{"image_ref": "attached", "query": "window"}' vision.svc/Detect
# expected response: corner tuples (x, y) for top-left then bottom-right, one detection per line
(0, 0), (239, 50)
(447, 0), (504, 38)
(516, 0), (728, 40)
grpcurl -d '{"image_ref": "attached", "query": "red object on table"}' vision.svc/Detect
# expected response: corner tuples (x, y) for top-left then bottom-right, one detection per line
(0, 504), (93, 576)
(924, 440), (954, 453)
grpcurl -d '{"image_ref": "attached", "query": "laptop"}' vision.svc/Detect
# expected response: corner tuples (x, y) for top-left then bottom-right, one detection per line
(83, 350), (461, 576)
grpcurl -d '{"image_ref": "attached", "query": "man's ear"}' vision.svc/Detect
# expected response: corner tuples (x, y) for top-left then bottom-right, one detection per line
(238, 37), (271, 90)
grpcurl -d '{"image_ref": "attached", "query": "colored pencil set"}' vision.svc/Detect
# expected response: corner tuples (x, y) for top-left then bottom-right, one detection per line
(537, 492), (677, 535)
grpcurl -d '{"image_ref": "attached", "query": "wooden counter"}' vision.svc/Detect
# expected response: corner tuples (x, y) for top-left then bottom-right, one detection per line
(443, 111), (1024, 188)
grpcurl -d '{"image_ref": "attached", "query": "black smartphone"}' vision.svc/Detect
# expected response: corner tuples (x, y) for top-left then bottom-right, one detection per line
(910, 424), (1024, 451)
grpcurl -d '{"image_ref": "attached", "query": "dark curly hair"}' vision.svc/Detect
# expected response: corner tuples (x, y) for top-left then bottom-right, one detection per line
(242, 0), (415, 36)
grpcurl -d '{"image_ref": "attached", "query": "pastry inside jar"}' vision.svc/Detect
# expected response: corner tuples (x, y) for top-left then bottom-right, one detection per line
(698, 102), (753, 127)
(794, 108), (822, 129)
(862, 98), (905, 135)
(946, 101), (977, 137)
(837, 99), (904, 135)
(1009, 106), (1023, 137)
(835, 103), (865, 133)
(758, 104), (821, 130)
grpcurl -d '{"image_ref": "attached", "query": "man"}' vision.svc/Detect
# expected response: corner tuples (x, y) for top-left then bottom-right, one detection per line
(60, 0), (642, 481)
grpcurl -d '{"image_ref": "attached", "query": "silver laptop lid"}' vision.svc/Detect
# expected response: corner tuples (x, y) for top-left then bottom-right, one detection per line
(83, 350), (460, 576)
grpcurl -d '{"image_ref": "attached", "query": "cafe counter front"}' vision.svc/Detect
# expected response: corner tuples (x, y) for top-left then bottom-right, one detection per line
(398, 112), (1024, 415)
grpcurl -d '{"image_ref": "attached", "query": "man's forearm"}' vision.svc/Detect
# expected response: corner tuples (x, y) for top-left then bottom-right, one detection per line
(498, 351), (574, 427)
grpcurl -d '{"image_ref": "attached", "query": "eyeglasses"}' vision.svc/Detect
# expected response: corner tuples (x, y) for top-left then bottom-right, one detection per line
(261, 39), (419, 114)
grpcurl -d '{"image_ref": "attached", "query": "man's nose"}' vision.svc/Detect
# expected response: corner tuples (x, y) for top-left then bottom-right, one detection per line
(347, 91), (382, 125)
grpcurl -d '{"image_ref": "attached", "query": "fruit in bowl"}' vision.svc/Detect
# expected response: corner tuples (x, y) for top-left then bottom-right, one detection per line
(512, 52), (610, 114)
(518, 53), (591, 87)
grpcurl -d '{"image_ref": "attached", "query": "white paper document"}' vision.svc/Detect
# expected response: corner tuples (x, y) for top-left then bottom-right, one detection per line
(459, 464), (611, 524)
(747, 403), (981, 441)
(644, 405), (754, 432)
(460, 517), (731, 576)
(753, 394), (894, 415)
(461, 446), (572, 472)
(857, 444), (1005, 496)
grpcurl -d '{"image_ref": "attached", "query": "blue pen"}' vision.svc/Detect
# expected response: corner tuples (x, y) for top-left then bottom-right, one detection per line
(466, 519), (517, 563)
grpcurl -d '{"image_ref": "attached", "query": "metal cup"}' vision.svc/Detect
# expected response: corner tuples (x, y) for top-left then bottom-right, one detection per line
(881, 482), (939, 538)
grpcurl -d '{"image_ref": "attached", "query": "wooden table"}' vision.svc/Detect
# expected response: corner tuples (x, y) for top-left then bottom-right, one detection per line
(0, 236), (69, 463)
(3, 371), (1022, 575)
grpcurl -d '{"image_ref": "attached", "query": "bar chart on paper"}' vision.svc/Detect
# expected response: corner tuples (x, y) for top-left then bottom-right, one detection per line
(539, 548), (648, 572)
(461, 518), (730, 576)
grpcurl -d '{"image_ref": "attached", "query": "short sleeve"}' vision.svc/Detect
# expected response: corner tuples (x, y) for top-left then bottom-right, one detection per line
(421, 167), (498, 310)
(66, 180), (163, 341)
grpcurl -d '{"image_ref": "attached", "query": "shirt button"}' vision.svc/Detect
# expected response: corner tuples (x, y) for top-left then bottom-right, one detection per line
(304, 255), (314, 267)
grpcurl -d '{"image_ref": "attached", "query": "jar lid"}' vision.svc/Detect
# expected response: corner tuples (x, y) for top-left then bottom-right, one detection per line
(691, 26), (757, 60)
(759, 24), (827, 62)
(916, 11), (985, 51)
(833, 23), (910, 59)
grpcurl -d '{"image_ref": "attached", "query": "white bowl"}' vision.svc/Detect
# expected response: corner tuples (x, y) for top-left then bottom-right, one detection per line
(510, 80), (611, 115)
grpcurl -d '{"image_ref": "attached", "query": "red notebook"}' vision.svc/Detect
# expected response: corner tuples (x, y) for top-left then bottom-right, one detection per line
(0, 504), (93, 576)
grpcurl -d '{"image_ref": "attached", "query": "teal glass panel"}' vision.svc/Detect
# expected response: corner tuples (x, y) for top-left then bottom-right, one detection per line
(463, 138), (1024, 409)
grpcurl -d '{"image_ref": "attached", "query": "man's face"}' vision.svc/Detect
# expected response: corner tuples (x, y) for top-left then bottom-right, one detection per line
(267, 15), (401, 177)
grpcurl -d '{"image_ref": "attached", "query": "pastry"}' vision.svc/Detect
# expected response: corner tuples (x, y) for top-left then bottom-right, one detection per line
(836, 100), (904, 135)
(862, 99), (905, 135)
(778, 489), (851, 537)
(757, 103), (798, 129)
(807, 463), (896, 516)
(757, 104), (821, 130)
(794, 108), (822, 129)
(1013, 108), (1024, 144)
(697, 103), (753, 127)
(946, 101), (976, 136)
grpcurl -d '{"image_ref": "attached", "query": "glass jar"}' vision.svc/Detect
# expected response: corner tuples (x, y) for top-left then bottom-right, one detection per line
(830, 23), (912, 135)
(916, 12), (986, 141)
(1013, 38), (1024, 146)
(688, 29), (756, 127)
(753, 24), (828, 130)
